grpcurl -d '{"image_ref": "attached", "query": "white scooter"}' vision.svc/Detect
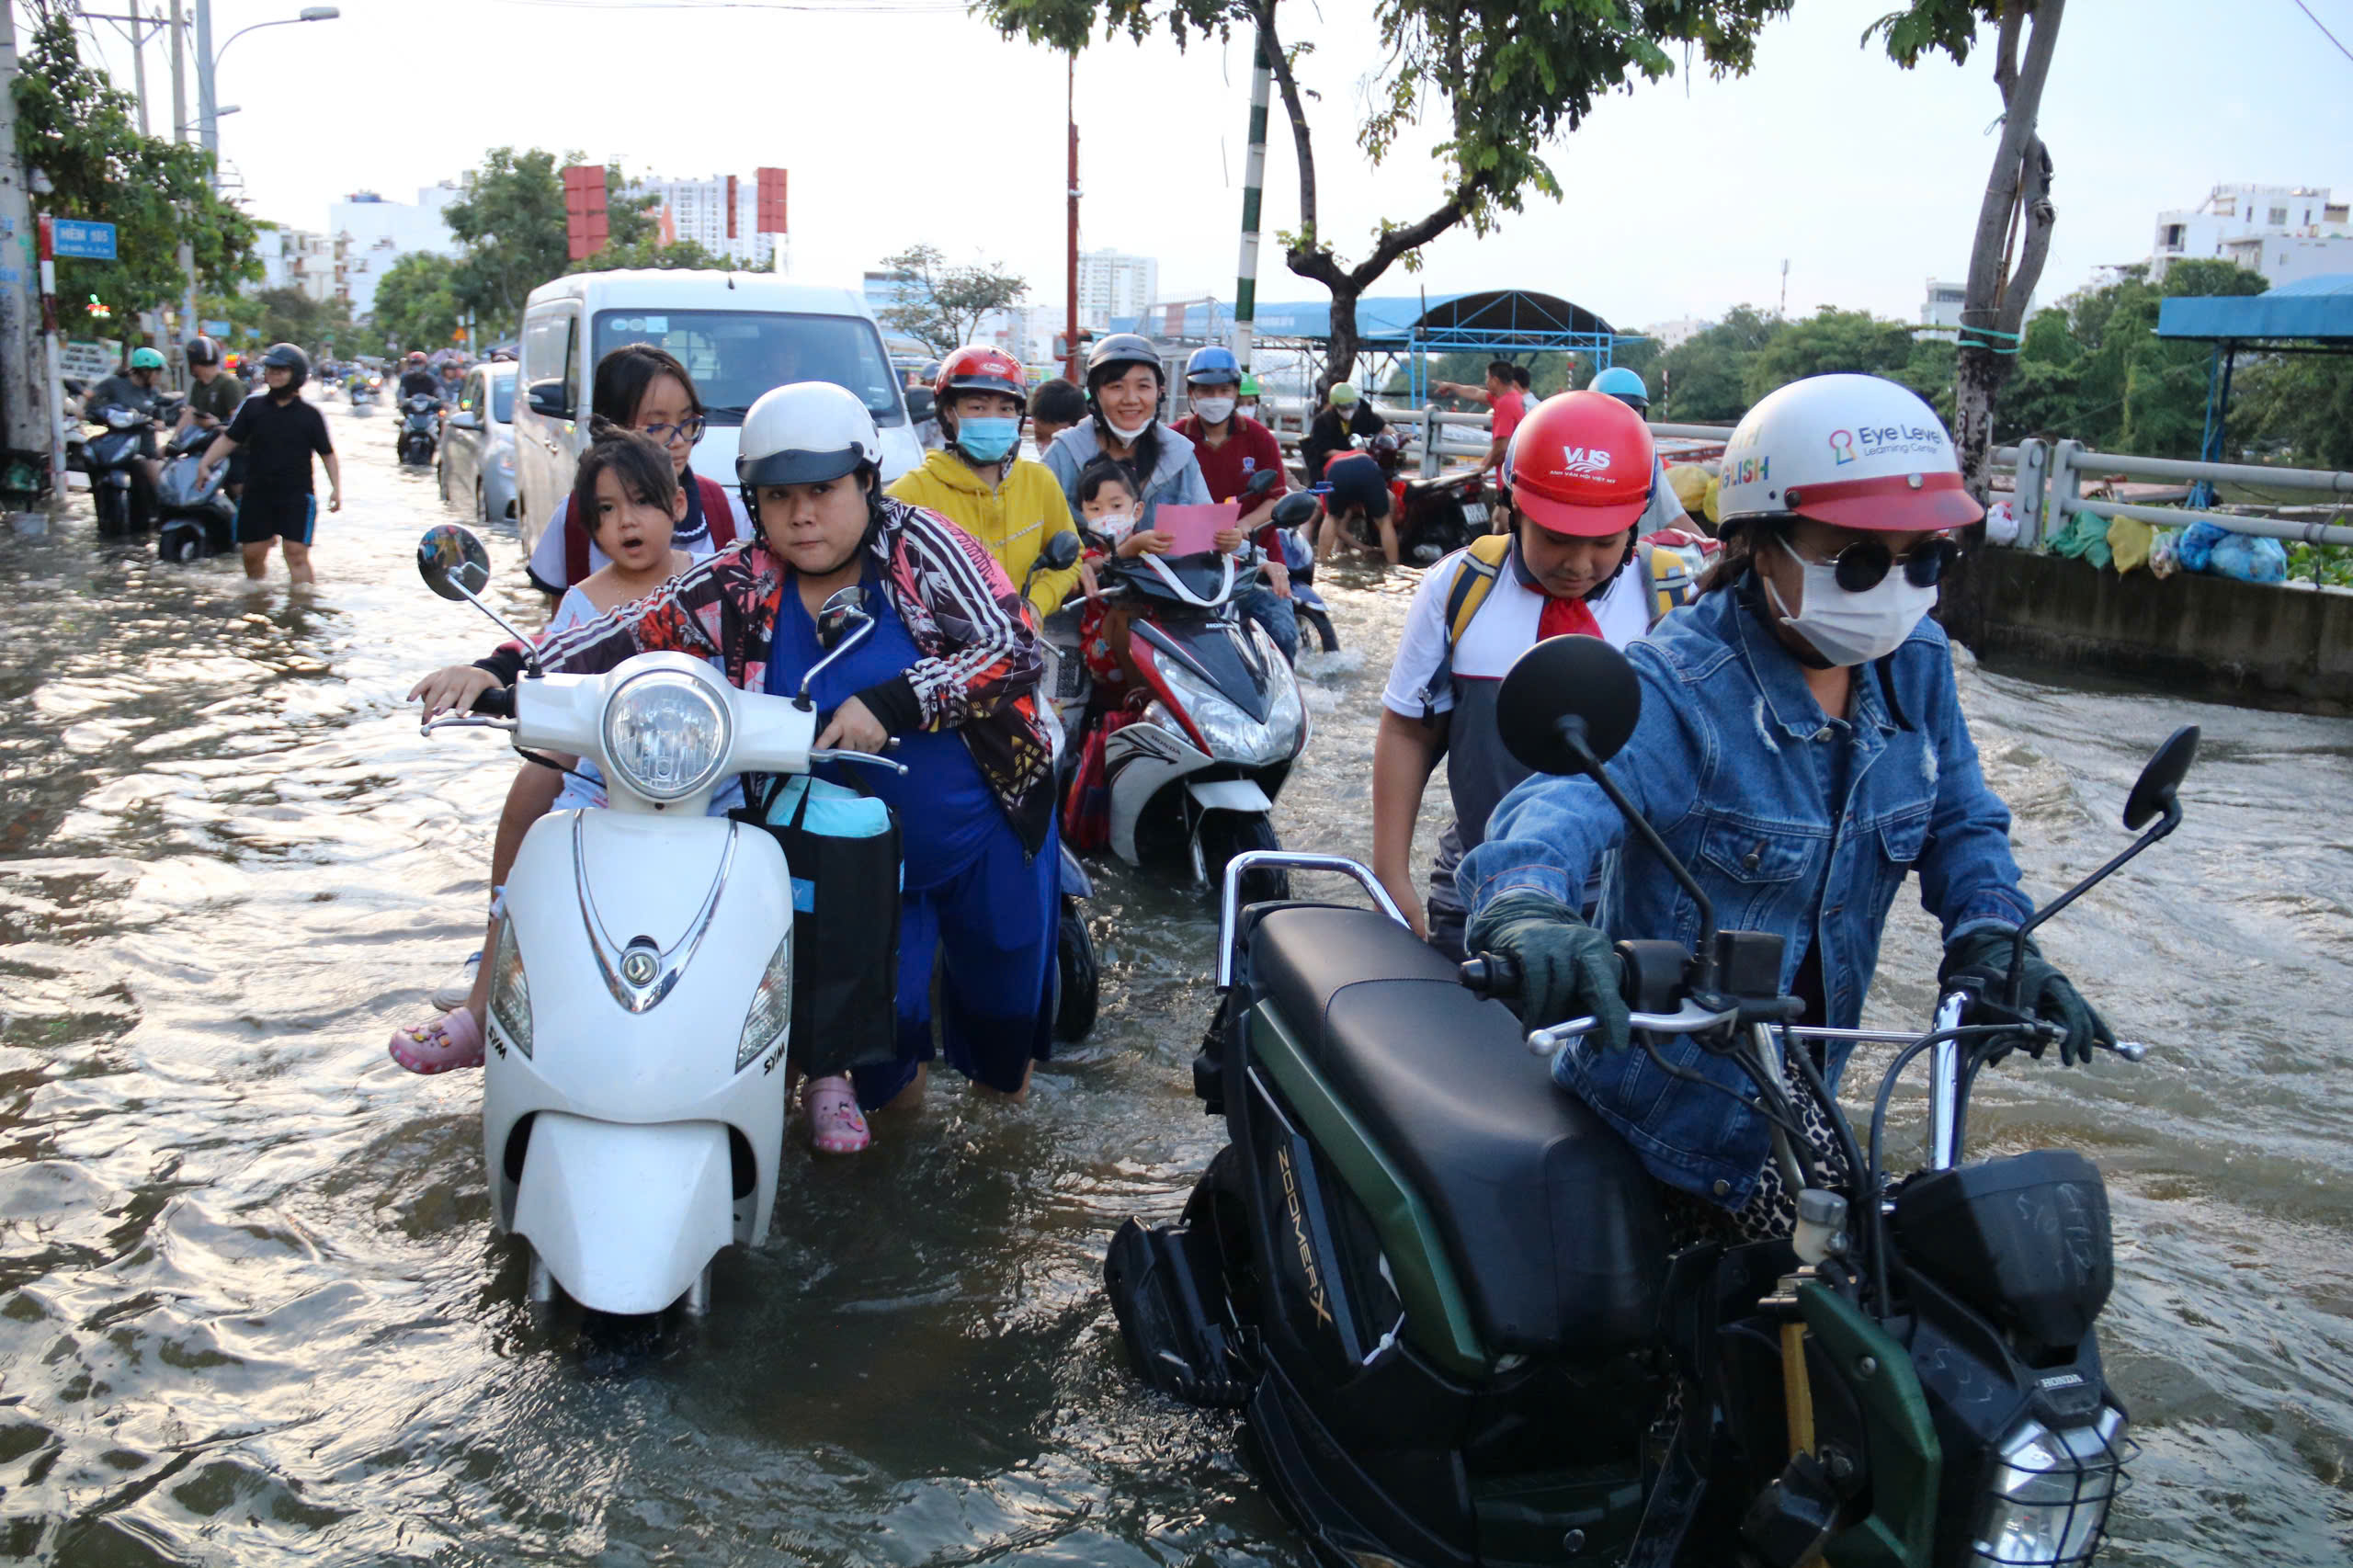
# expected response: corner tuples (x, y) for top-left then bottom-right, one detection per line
(415, 524), (902, 1318)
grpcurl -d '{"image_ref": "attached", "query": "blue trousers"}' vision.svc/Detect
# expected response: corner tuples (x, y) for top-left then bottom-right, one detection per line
(851, 818), (1060, 1107)
(1235, 585), (1300, 664)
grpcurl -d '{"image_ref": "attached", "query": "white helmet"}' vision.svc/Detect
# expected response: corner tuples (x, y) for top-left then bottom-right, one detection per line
(1717, 373), (1984, 534)
(736, 381), (882, 496)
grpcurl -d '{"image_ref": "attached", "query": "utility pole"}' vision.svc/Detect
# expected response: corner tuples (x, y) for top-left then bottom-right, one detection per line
(194, 0), (217, 172)
(0, 2), (57, 494)
(171, 0), (196, 361)
(129, 2), (152, 136)
(1230, 23), (1270, 373)
(1064, 53), (1080, 383)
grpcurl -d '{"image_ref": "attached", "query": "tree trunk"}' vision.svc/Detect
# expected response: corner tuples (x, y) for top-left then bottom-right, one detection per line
(1325, 291), (1361, 388)
(1954, 0), (2063, 499)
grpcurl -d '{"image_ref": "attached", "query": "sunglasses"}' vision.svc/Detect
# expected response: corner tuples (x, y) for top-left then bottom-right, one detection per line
(638, 415), (707, 448)
(1787, 533), (1959, 593)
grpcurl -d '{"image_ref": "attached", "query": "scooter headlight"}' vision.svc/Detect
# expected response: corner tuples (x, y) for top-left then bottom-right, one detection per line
(600, 668), (732, 803)
(1156, 657), (1283, 765)
(1254, 625), (1306, 758)
(1968, 1405), (2130, 1566)
(735, 933), (792, 1074)
(105, 407), (140, 429)
(488, 915), (532, 1059)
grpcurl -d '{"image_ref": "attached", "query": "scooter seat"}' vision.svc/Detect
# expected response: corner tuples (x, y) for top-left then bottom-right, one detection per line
(1247, 904), (1665, 1358)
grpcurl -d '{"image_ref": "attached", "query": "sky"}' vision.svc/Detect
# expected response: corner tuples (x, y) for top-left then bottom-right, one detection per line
(59, 0), (2353, 332)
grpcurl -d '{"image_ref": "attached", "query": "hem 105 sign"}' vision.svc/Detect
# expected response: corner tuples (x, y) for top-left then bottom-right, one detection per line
(51, 221), (119, 261)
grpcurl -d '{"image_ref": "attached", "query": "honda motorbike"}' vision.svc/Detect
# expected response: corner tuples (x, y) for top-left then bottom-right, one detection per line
(85, 401), (161, 537)
(1063, 476), (1310, 908)
(398, 393), (442, 465)
(413, 523), (905, 1319)
(155, 419), (238, 562)
(1107, 633), (2192, 1568)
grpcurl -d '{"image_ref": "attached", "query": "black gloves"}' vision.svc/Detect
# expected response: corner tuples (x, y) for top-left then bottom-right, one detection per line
(1464, 890), (1629, 1051)
(1941, 926), (2115, 1066)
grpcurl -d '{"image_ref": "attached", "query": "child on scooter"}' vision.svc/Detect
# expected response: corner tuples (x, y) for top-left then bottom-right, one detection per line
(393, 428), (729, 1074)
(1073, 459), (1166, 705)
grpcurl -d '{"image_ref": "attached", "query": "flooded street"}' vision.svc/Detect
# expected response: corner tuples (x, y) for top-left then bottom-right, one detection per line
(0, 395), (2347, 1566)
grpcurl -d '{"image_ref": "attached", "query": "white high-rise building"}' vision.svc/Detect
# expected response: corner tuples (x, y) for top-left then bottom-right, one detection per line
(640, 176), (778, 269)
(2151, 184), (2351, 282)
(1077, 249), (1158, 331)
(1919, 280), (1967, 341)
(331, 183), (464, 319)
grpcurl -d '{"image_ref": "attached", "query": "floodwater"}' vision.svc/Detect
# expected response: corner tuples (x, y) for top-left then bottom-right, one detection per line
(0, 397), (2347, 1565)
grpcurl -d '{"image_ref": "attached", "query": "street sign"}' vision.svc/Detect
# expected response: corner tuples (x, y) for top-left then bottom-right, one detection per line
(60, 339), (119, 381)
(203, 319), (231, 335)
(51, 221), (117, 261)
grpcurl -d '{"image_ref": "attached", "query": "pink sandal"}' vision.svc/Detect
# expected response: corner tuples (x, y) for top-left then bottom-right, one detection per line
(389, 1009), (484, 1074)
(803, 1075), (870, 1154)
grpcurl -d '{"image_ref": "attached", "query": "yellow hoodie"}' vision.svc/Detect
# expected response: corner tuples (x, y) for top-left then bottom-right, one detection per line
(888, 449), (1082, 623)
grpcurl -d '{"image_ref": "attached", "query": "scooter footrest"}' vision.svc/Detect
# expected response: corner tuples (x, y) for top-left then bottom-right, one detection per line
(1104, 1218), (1255, 1410)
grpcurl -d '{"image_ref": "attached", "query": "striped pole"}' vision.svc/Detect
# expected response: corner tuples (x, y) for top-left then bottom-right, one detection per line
(1232, 24), (1271, 371)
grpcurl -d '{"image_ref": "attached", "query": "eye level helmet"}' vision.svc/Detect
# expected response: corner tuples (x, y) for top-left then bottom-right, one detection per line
(1716, 372), (1983, 534)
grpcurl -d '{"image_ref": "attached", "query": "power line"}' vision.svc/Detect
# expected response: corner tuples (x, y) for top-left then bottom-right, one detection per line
(2288, 0), (2353, 65)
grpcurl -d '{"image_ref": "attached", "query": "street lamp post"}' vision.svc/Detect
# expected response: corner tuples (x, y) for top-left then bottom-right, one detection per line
(195, 4), (338, 179)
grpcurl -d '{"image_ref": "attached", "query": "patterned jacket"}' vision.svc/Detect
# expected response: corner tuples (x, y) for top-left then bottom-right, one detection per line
(527, 494), (1055, 853)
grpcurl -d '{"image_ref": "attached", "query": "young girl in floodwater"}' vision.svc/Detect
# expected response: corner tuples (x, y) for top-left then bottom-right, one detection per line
(1074, 457), (1169, 703)
(392, 428), (736, 1072)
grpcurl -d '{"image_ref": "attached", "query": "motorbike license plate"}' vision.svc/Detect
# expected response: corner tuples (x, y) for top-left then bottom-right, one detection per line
(1461, 502), (1488, 527)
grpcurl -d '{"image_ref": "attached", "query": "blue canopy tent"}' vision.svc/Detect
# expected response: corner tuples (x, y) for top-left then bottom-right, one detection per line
(1113, 289), (1641, 399)
(2157, 274), (2353, 502)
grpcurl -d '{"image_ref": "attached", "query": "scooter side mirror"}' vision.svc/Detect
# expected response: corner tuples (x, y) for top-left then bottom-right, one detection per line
(1039, 528), (1083, 572)
(814, 585), (870, 652)
(904, 387), (938, 424)
(1495, 635), (1643, 778)
(417, 524), (492, 601)
(1245, 467), (1281, 498)
(1271, 493), (1319, 530)
(2123, 725), (2200, 831)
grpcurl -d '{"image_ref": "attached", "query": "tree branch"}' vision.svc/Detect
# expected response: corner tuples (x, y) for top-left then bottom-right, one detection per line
(1254, 0), (1319, 251)
(1963, 0), (2063, 313)
(1993, 0), (2026, 108)
(1347, 187), (1475, 290)
(2001, 138), (2056, 335)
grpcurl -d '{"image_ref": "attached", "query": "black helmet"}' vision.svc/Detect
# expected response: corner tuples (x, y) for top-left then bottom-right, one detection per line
(185, 335), (222, 368)
(260, 342), (310, 391)
(1085, 333), (1163, 393)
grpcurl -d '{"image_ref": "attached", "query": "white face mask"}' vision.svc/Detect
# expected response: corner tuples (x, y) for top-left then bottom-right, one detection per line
(1764, 540), (1938, 667)
(1088, 510), (1136, 542)
(1192, 395), (1236, 425)
(1103, 415), (1153, 445)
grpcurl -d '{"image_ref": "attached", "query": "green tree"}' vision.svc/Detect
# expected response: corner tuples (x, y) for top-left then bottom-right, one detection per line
(1654, 307), (1784, 421)
(2239, 354), (2353, 471)
(10, 10), (256, 326)
(1870, 0), (2067, 495)
(370, 252), (462, 356)
(986, 0), (1790, 381)
(249, 286), (354, 358)
(1742, 308), (1918, 403)
(442, 151), (665, 337)
(874, 244), (1029, 359)
(577, 235), (733, 273)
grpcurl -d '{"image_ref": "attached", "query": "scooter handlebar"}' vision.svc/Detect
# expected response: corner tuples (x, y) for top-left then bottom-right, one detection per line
(1458, 952), (1521, 1002)
(472, 685), (515, 719)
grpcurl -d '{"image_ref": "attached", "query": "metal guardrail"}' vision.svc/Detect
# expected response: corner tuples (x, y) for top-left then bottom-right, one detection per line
(2016, 438), (2353, 551)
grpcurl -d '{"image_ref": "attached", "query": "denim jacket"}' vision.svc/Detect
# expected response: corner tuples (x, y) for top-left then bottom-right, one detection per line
(1458, 584), (2031, 1210)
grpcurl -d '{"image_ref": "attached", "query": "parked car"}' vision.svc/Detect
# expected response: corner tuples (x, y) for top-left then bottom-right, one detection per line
(439, 361), (518, 528)
(511, 269), (923, 561)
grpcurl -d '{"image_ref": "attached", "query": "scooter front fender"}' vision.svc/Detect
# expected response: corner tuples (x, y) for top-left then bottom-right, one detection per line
(1187, 778), (1274, 815)
(510, 1113), (734, 1316)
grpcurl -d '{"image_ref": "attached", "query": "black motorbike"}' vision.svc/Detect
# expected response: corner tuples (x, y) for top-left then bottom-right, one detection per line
(1107, 633), (2193, 1568)
(1365, 431), (1495, 565)
(86, 401), (161, 536)
(398, 393), (442, 466)
(1267, 491), (1340, 653)
(154, 419), (238, 562)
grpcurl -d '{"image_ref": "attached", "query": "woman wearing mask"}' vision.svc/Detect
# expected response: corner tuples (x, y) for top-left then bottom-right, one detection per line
(1042, 335), (1216, 536)
(889, 347), (1083, 623)
(525, 343), (751, 597)
(413, 384), (1057, 1153)
(1461, 374), (2111, 1237)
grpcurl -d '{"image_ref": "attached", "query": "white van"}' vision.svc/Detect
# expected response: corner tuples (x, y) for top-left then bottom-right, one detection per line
(511, 270), (925, 559)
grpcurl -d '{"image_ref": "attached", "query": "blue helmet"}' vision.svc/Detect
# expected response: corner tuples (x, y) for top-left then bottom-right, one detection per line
(1185, 344), (1243, 388)
(1592, 365), (1649, 410)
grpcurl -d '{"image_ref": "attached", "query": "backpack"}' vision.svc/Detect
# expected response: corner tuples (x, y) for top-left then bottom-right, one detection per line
(1419, 534), (1688, 720)
(564, 472), (738, 585)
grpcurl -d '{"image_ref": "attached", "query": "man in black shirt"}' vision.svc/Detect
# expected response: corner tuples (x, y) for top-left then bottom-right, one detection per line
(199, 343), (341, 584)
(1300, 380), (1386, 483)
(397, 351), (439, 400)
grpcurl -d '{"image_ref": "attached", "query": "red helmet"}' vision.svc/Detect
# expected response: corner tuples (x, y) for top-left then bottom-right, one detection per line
(934, 346), (1029, 410)
(1501, 391), (1654, 538)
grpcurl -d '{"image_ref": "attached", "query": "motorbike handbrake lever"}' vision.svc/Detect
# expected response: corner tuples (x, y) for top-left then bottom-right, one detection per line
(810, 747), (909, 776)
(423, 714), (517, 734)
(1526, 997), (1740, 1058)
